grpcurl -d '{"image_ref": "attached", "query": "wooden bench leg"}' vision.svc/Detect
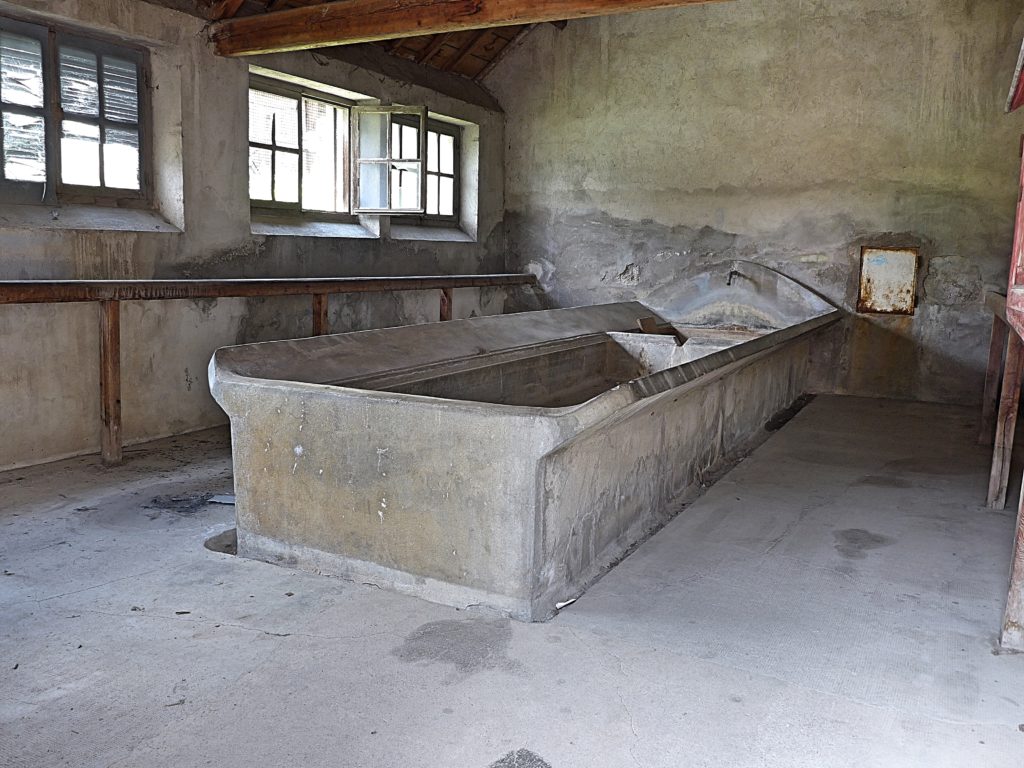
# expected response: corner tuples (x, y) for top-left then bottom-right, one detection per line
(312, 294), (329, 336)
(100, 300), (122, 466)
(980, 314), (1009, 445)
(988, 332), (1024, 508)
(1002, 485), (1024, 650)
(440, 287), (453, 322)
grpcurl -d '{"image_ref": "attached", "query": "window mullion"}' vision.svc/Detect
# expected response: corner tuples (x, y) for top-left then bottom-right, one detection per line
(96, 53), (106, 187)
(331, 105), (339, 213)
(270, 113), (277, 202)
(297, 97), (304, 211)
(43, 26), (60, 204)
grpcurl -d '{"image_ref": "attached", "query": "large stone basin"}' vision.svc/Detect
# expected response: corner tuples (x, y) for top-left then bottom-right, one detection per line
(210, 261), (839, 620)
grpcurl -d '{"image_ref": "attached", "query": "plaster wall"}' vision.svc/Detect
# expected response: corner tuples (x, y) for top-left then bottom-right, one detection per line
(487, 0), (1024, 404)
(0, 0), (506, 469)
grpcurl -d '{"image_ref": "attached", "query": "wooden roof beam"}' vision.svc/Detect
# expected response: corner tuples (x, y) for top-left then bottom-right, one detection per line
(209, 0), (732, 56)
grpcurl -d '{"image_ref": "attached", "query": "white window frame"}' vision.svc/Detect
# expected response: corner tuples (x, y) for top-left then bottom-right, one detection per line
(351, 105), (426, 215)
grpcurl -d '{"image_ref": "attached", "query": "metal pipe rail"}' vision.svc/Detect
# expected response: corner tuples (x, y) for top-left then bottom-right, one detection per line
(0, 273), (538, 465)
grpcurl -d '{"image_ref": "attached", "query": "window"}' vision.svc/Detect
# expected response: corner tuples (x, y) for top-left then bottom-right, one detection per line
(391, 115), (460, 223)
(248, 74), (463, 224)
(424, 121), (459, 221)
(248, 81), (350, 214)
(0, 15), (147, 205)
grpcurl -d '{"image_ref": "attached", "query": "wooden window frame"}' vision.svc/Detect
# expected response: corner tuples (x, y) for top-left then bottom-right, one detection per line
(248, 75), (355, 223)
(420, 117), (461, 227)
(0, 13), (151, 208)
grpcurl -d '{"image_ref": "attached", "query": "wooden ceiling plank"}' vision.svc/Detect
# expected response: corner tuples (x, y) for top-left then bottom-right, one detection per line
(416, 32), (452, 64)
(207, 0), (247, 20)
(210, 0), (732, 56)
(441, 28), (490, 72)
(473, 23), (534, 82)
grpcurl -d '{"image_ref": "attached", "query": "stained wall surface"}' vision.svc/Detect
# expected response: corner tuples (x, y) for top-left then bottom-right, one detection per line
(0, 0), (505, 469)
(487, 0), (1024, 404)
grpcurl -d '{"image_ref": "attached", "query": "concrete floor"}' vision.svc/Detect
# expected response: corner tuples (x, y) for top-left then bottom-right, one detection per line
(2, 395), (1023, 767)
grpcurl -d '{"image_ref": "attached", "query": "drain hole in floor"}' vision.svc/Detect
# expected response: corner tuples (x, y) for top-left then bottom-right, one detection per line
(205, 528), (237, 556)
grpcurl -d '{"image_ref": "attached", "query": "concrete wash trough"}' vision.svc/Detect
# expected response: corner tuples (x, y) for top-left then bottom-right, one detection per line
(210, 261), (839, 620)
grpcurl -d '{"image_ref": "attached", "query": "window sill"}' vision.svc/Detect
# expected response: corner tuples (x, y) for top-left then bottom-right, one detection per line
(251, 217), (376, 239)
(0, 203), (179, 234)
(390, 223), (475, 243)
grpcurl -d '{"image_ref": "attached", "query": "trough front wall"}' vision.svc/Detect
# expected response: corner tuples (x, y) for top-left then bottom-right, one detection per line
(487, 0), (1024, 405)
(223, 381), (555, 609)
(534, 337), (813, 616)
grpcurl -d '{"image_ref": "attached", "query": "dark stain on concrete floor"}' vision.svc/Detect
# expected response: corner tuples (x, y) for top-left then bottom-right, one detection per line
(856, 475), (914, 489)
(488, 749), (552, 768)
(392, 618), (520, 675)
(834, 528), (894, 559)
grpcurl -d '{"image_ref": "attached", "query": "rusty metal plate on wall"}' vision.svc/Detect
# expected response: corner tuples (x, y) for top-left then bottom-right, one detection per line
(858, 247), (919, 315)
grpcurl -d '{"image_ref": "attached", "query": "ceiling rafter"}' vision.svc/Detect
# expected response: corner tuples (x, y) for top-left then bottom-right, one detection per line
(472, 23), (533, 81)
(206, 0), (246, 20)
(441, 28), (490, 72)
(417, 32), (453, 64)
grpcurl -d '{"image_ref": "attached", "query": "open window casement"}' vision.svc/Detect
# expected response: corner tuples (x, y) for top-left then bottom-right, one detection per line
(351, 106), (426, 214)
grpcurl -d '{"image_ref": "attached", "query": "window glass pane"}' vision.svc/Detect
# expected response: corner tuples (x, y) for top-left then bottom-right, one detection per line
(335, 105), (349, 212)
(358, 111), (387, 159)
(2, 112), (44, 181)
(274, 150), (299, 202)
(249, 89), (298, 148)
(102, 57), (138, 123)
(390, 121), (400, 159)
(426, 131), (439, 173)
(0, 31), (43, 108)
(61, 120), (101, 186)
(439, 175), (455, 216)
(439, 133), (455, 175)
(400, 124), (419, 160)
(302, 98), (336, 212)
(426, 173), (439, 216)
(390, 162), (420, 210)
(358, 161), (388, 210)
(249, 146), (272, 200)
(59, 47), (100, 116)
(103, 128), (139, 189)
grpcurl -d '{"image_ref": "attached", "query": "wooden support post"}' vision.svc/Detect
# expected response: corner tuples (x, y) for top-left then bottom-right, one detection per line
(312, 294), (329, 336)
(980, 314), (1009, 445)
(1002, 487), (1024, 650)
(99, 300), (122, 466)
(440, 287), (453, 322)
(987, 332), (1024, 508)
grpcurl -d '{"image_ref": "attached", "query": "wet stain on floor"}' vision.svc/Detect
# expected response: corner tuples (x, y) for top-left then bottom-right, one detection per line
(392, 618), (520, 675)
(834, 528), (894, 559)
(204, 527), (237, 555)
(856, 475), (914, 489)
(488, 749), (552, 768)
(883, 457), (979, 476)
